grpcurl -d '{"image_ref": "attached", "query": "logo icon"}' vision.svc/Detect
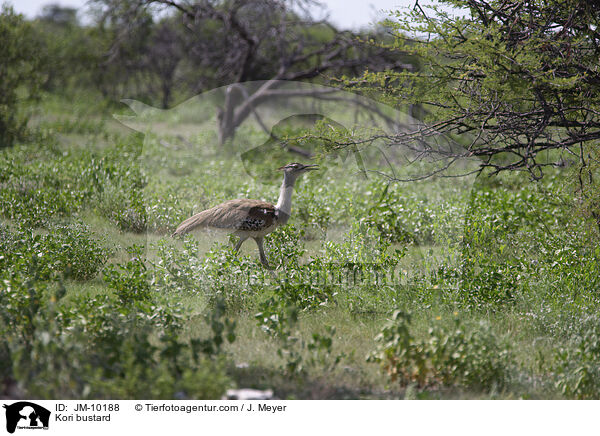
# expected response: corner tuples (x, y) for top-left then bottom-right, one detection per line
(3, 402), (50, 434)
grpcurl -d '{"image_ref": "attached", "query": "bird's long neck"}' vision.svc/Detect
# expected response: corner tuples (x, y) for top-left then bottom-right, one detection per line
(275, 172), (296, 223)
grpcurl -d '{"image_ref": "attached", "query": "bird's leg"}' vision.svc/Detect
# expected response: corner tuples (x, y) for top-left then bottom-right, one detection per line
(254, 237), (272, 269)
(233, 235), (248, 253)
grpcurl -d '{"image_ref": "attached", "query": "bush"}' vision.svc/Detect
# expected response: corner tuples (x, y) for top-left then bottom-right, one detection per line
(152, 237), (206, 295)
(97, 184), (147, 233)
(553, 317), (600, 399)
(93, 147), (148, 233)
(8, 292), (231, 399)
(0, 148), (90, 227)
(0, 223), (109, 281)
(255, 298), (343, 375)
(0, 135), (148, 231)
(0, 250), (234, 399)
(264, 225), (306, 269)
(321, 222), (405, 269)
(434, 254), (519, 308)
(103, 245), (152, 305)
(368, 311), (512, 391)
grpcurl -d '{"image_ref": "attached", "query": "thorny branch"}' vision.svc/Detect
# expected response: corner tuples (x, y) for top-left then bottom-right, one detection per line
(341, 0), (600, 181)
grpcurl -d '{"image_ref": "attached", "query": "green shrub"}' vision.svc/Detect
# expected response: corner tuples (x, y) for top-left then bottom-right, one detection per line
(364, 184), (421, 244)
(0, 138), (145, 228)
(0, 223), (109, 281)
(264, 225), (306, 269)
(153, 237), (206, 295)
(144, 187), (187, 233)
(192, 295), (237, 356)
(368, 311), (512, 391)
(0, 5), (44, 147)
(0, 153), (88, 227)
(84, 138), (148, 233)
(434, 254), (519, 308)
(294, 189), (331, 239)
(8, 292), (231, 399)
(531, 232), (600, 306)
(255, 298), (342, 375)
(322, 222), (405, 269)
(102, 245), (152, 305)
(0, 135), (148, 231)
(97, 184), (147, 233)
(1, 251), (234, 399)
(553, 318), (600, 399)
(361, 182), (467, 246)
(200, 240), (265, 309)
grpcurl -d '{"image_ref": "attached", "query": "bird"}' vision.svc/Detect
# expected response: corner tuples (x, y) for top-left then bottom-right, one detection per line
(173, 162), (318, 268)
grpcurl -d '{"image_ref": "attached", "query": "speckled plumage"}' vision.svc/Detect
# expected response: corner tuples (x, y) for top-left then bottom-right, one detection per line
(174, 199), (277, 235)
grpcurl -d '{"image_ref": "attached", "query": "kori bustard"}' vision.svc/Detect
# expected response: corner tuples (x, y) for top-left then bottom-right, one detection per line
(173, 162), (318, 268)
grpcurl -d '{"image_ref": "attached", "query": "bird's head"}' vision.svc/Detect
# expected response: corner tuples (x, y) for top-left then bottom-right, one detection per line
(277, 162), (319, 177)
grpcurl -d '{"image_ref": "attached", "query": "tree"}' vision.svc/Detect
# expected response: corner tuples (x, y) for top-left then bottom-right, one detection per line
(35, 4), (101, 92)
(0, 5), (44, 148)
(89, 1), (156, 103)
(38, 3), (78, 25)
(351, 0), (600, 178)
(146, 18), (186, 109)
(91, 0), (414, 140)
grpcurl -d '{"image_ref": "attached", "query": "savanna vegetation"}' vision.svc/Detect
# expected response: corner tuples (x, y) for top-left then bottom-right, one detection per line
(1, 0), (599, 400)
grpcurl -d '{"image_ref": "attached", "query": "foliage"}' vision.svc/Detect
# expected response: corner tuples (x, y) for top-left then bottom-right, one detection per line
(368, 311), (512, 391)
(0, 223), (109, 281)
(192, 296), (237, 356)
(0, 249), (233, 399)
(354, 0), (600, 178)
(103, 245), (152, 305)
(574, 145), (600, 235)
(255, 298), (343, 375)
(0, 135), (145, 229)
(0, 5), (44, 147)
(264, 225), (307, 269)
(429, 174), (595, 309)
(34, 4), (102, 93)
(87, 0), (409, 112)
(152, 237), (207, 295)
(322, 222), (405, 269)
(2, 128), (599, 397)
(94, 141), (148, 233)
(553, 317), (600, 400)
(364, 184), (421, 244)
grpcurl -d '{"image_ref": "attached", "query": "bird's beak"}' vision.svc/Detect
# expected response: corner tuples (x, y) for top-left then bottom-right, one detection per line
(303, 164), (319, 171)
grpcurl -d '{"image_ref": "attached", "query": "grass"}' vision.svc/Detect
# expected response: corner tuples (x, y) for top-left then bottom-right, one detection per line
(1, 91), (599, 399)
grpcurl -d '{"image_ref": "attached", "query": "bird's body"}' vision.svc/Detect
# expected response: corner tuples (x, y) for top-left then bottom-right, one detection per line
(173, 162), (317, 267)
(175, 199), (278, 237)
